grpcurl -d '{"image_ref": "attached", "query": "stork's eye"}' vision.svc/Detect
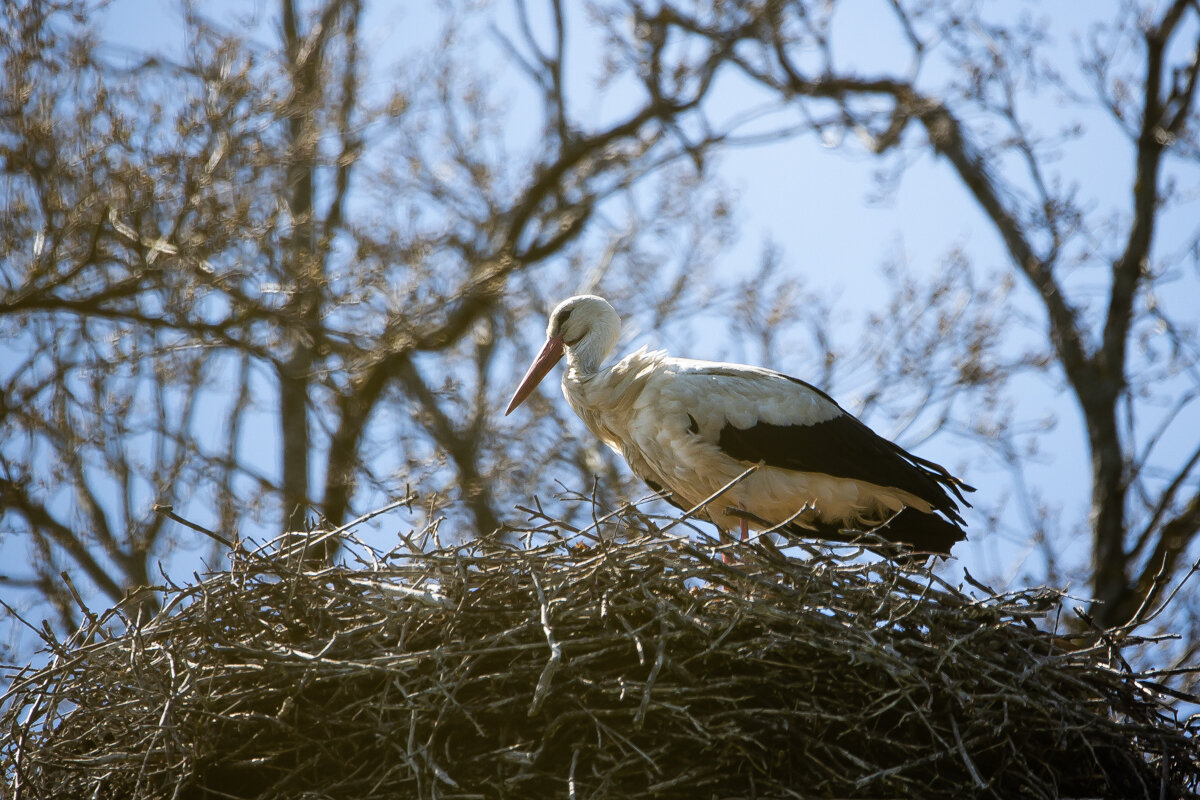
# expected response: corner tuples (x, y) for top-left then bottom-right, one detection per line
(552, 308), (573, 332)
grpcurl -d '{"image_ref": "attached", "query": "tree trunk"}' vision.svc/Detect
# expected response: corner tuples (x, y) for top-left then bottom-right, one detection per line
(279, 0), (324, 544)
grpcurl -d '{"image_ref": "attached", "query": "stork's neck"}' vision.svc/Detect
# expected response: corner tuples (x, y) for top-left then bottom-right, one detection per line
(562, 345), (664, 424)
(565, 345), (603, 376)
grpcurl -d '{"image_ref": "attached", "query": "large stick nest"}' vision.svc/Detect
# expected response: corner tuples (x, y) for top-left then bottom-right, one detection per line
(3, 509), (1198, 799)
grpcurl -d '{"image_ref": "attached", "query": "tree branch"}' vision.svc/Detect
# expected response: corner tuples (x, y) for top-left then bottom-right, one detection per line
(0, 478), (127, 603)
(1126, 491), (1200, 623)
(1102, 0), (1192, 387)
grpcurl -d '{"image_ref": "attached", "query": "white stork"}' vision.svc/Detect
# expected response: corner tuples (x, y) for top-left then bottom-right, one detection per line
(505, 295), (973, 555)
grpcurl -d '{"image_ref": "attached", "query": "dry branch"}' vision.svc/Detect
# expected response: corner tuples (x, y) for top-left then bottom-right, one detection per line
(2, 505), (1197, 799)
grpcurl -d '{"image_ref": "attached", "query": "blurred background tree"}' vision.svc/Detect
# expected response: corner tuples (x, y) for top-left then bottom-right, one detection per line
(2, 0), (1198, 686)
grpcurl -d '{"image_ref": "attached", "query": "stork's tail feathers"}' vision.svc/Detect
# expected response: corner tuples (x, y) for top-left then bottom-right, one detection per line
(774, 507), (966, 557)
(868, 508), (966, 555)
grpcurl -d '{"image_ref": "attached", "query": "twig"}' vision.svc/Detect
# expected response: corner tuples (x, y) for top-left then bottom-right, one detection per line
(153, 503), (235, 549)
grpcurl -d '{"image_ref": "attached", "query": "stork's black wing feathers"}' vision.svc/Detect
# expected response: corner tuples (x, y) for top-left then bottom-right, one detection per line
(716, 412), (974, 524)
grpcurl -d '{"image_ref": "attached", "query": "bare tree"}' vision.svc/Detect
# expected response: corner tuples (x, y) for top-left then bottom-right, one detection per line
(604, 0), (1200, 629)
(0, 0), (741, 633)
(3, 0), (1198, 668)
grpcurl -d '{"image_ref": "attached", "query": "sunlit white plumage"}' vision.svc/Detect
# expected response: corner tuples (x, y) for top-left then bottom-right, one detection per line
(505, 295), (973, 554)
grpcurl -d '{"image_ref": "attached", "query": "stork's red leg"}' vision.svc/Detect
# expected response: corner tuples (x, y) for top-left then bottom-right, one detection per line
(721, 515), (752, 564)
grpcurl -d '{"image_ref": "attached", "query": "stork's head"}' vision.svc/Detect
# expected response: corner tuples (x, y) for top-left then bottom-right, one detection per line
(504, 295), (620, 415)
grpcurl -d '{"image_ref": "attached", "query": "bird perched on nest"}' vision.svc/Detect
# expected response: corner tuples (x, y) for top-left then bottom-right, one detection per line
(505, 295), (974, 555)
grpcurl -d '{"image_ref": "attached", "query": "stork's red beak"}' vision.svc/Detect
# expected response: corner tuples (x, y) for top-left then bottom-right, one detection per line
(505, 336), (565, 415)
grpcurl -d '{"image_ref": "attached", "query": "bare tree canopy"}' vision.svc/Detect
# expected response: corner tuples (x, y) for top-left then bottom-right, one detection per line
(2, 0), (1199, 680)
